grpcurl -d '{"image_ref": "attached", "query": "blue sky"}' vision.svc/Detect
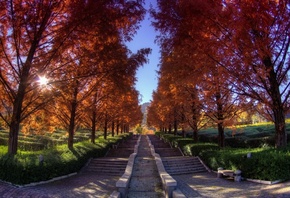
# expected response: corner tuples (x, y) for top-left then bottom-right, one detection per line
(126, 0), (159, 104)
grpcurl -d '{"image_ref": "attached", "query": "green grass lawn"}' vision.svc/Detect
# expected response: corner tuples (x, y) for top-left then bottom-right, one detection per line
(198, 119), (290, 138)
(0, 129), (106, 151)
(195, 119), (290, 148)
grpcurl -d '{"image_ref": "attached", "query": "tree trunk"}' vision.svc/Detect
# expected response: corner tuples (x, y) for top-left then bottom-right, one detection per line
(192, 111), (199, 142)
(91, 111), (96, 144)
(181, 112), (186, 137)
(174, 119), (178, 135)
(168, 124), (172, 134)
(8, 84), (26, 155)
(182, 126), (186, 138)
(217, 121), (225, 148)
(124, 124), (128, 133)
(192, 120), (198, 142)
(264, 56), (287, 148)
(111, 121), (115, 137)
(104, 114), (108, 139)
(216, 92), (225, 148)
(68, 86), (78, 150)
(274, 110), (286, 148)
(120, 123), (123, 134)
(68, 108), (76, 150)
(8, 119), (20, 155)
(123, 124), (126, 133)
(190, 87), (199, 142)
(8, 62), (32, 155)
(116, 122), (119, 135)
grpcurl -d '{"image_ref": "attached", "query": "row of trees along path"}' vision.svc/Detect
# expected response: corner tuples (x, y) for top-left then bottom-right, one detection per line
(148, 0), (290, 148)
(0, 1), (151, 155)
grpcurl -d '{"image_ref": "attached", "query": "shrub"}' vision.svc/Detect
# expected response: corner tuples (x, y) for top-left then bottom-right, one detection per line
(225, 137), (247, 148)
(0, 135), (124, 185)
(225, 136), (276, 148)
(200, 147), (290, 181)
(183, 143), (219, 156)
(162, 134), (182, 144)
(171, 138), (195, 148)
(198, 134), (218, 144)
(155, 132), (162, 137)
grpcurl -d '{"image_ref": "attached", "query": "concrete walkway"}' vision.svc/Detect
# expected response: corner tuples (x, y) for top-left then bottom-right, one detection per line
(0, 172), (118, 197)
(127, 135), (165, 198)
(174, 172), (290, 198)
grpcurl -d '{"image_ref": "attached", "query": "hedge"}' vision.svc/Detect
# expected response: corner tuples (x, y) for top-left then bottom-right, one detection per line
(200, 147), (290, 181)
(183, 143), (219, 156)
(0, 134), (128, 185)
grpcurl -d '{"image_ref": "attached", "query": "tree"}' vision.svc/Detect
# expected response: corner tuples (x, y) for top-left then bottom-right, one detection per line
(151, 0), (289, 148)
(0, 0), (75, 155)
(0, 0), (147, 155)
(225, 0), (290, 147)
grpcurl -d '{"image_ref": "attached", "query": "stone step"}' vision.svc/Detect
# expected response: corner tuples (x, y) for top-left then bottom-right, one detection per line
(82, 157), (128, 176)
(106, 149), (134, 154)
(162, 156), (207, 175)
(110, 147), (135, 151)
(90, 157), (128, 163)
(168, 167), (206, 173)
(105, 148), (134, 158)
(154, 148), (181, 152)
(162, 159), (200, 165)
(163, 162), (204, 169)
(118, 144), (136, 148)
(154, 148), (183, 157)
(158, 153), (182, 157)
(163, 160), (200, 166)
(151, 144), (171, 148)
(127, 191), (165, 198)
(163, 158), (204, 166)
(162, 156), (197, 160)
(90, 157), (128, 161)
(164, 164), (206, 171)
(118, 140), (137, 147)
(166, 168), (207, 175)
(88, 163), (127, 168)
(86, 166), (126, 172)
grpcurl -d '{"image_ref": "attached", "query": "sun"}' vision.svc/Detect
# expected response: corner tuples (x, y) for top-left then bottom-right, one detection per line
(38, 76), (49, 86)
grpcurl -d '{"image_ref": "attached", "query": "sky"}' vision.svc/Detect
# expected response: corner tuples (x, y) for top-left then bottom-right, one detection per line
(126, 0), (159, 104)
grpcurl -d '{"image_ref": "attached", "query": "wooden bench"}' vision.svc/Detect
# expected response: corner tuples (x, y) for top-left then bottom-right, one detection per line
(217, 169), (234, 178)
(217, 169), (242, 182)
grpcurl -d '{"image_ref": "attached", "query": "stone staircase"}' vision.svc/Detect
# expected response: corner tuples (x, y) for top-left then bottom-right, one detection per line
(148, 135), (171, 148)
(162, 156), (208, 175)
(82, 135), (138, 176)
(148, 135), (208, 175)
(154, 148), (183, 157)
(105, 136), (138, 158)
(147, 135), (183, 158)
(105, 148), (135, 158)
(83, 158), (128, 176)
